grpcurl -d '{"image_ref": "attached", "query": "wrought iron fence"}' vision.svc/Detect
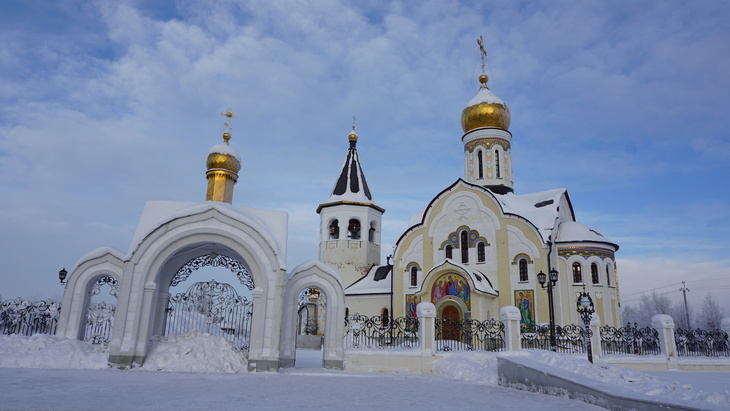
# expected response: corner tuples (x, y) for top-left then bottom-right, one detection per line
(344, 314), (419, 350)
(83, 301), (115, 344)
(520, 324), (586, 353)
(165, 280), (253, 350)
(600, 323), (660, 355)
(435, 318), (505, 352)
(0, 298), (61, 336)
(675, 328), (730, 357)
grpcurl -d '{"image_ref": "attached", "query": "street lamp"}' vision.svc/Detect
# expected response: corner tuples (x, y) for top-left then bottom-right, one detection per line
(58, 268), (68, 284)
(576, 288), (595, 363)
(537, 267), (559, 351)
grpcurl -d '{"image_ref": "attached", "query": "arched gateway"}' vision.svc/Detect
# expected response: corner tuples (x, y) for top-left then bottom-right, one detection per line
(57, 201), (289, 371)
(56, 115), (349, 372)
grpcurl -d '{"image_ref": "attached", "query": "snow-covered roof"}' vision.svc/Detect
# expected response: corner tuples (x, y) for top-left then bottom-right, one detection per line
(494, 188), (567, 242)
(209, 143), (241, 162)
(71, 246), (125, 273)
(125, 200), (287, 266)
(556, 221), (617, 248)
(346, 265), (392, 295)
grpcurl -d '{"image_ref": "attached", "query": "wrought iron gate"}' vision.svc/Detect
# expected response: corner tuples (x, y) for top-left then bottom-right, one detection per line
(165, 280), (253, 350)
(83, 275), (118, 344)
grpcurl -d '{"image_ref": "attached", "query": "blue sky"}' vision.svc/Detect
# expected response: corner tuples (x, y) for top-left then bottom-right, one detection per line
(1, 0), (729, 314)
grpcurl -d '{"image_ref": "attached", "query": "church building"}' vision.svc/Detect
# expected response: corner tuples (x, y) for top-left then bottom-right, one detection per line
(327, 66), (622, 330)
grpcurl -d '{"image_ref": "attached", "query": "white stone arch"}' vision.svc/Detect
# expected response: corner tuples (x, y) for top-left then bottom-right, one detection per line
(280, 261), (345, 370)
(109, 208), (286, 371)
(57, 247), (124, 340)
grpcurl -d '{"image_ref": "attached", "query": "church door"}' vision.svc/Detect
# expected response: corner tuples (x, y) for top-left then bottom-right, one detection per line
(441, 305), (461, 341)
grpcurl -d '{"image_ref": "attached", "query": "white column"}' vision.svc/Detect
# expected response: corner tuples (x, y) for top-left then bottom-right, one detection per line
(652, 314), (678, 369)
(417, 302), (436, 356)
(500, 305), (521, 351)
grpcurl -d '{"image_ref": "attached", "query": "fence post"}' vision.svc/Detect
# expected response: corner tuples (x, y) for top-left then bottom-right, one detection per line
(652, 314), (678, 369)
(417, 302), (436, 356)
(500, 305), (521, 352)
(590, 313), (602, 360)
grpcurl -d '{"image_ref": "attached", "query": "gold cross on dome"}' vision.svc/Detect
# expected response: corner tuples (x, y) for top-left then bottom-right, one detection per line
(477, 35), (487, 73)
(221, 109), (237, 133)
(352, 115), (356, 131)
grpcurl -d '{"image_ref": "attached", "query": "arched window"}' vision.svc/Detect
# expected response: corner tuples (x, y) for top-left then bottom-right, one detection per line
(368, 222), (376, 242)
(495, 149), (501, 178)
(460, 230), (469, 264)
(572, 262), (583, 284)
(410, 267), (417, 287)
(347, 219), (361, 239)
(477, 150), (484, 179)
(606, 265), (611, 286)
(477, 242), (486, 263)
(445, 245), (453, 260)
(591, 263), (600, 284)
(519, 259), (528, 282)
(381, 308), (390, 327)
(329, 219), (339, 240)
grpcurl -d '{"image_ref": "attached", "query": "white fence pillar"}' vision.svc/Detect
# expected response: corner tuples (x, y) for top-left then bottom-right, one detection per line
(500, 305), (521, 351)
(652, 314), (678, 368)
(417, 302), (436, 356)
(590, 313), (602, 360)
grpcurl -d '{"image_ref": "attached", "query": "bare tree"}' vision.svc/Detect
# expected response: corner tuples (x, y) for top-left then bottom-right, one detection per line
(698, 292), (725, 330)
(627, 290), (694, 329)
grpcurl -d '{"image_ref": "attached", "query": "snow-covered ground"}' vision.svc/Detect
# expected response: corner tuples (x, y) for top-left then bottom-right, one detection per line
(1, 332), (728, 410)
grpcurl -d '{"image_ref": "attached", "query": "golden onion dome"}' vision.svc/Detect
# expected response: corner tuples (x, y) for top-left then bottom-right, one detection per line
(206, 132), (241, 173)
(461, 74), (511, 132)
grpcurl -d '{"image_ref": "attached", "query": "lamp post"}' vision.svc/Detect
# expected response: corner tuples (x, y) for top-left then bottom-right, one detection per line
(537, 267), (559, 351)
(58, 268), (68, 284)
(577, 288), (595, 363)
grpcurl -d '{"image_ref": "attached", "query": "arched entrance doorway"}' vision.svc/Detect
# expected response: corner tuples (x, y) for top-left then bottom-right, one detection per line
(438, 304), (462, 341)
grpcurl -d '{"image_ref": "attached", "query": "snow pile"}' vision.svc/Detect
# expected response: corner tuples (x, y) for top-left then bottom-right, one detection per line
(0, 332), (248, 373)
(139, 331), (248, 373)
(0, 334), (109, 369)
(502, 351), (730, 408)
(433, 351), (499, 386)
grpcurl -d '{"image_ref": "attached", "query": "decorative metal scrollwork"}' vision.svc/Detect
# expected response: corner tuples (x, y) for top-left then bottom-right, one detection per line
(0, 298), (61, 336)
(435, 318), (505, 352)
(165, 280), (253, 350)
(84, 301), (115, 344)
(344, 313), (419, 350)
(599, 323), (660, 355)
(675, 328), (730, 357)
(171, 253), (254, 290)
(89, 275), (119, 298)
(520, 323), (587, 353)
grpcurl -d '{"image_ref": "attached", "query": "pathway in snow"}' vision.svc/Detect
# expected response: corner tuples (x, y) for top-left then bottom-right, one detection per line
(0, 366), (604, 411)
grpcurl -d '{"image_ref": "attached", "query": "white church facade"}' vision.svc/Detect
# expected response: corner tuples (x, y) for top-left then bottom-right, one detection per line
(56, 54), (622, 371)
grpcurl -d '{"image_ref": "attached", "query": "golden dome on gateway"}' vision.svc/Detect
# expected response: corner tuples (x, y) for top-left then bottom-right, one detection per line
(460, 74), (511, 132)
(206, 132), (241, 173)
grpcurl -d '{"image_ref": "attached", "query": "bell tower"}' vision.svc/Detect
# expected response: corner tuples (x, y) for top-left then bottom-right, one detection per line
(461, 37), (513, 194)
(317, 121), (385, 287)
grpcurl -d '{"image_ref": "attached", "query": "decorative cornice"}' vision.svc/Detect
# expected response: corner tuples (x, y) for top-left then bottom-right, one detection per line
(558, 247), (615, 260)
(464, 137), (511, 153)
